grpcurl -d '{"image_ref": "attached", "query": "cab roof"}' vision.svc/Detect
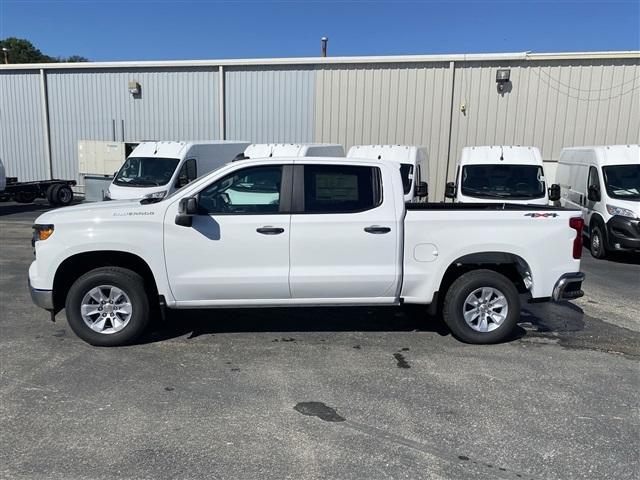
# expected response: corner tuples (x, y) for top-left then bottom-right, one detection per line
(559, 144), (639, 166)
(132, 140), (249, 158)
(459, 146), (543, 166)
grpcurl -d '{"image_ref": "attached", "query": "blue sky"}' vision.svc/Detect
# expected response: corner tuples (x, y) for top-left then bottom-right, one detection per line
(1, 0), (639, 61)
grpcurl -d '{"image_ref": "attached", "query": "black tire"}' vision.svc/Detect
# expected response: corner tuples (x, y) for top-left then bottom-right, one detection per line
(442, 269), (520, 344)
(65, 267), (150, 346)
(589, 224), (607, 259)
(14, 191), (37, 203)
(49, 184), (74, 206)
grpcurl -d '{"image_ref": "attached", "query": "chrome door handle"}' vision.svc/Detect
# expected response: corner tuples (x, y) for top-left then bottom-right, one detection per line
(256, 226), (285, 235)
(364, 226), (391, 234)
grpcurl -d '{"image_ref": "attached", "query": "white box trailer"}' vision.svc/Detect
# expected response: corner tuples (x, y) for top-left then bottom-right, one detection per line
(347, 145), (429, 202)
(243, 143), (344, 159)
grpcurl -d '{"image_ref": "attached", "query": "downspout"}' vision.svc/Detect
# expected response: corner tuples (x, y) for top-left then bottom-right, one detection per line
(444, 60), (456, 201)
(39, 68), (53, 179)
(219, 65), (225, 140)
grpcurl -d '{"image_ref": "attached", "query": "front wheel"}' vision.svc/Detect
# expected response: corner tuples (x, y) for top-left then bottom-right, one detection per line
(442, 269), (520, 344)
(65, 267), (150, 346)
(589, 225), (607, 259)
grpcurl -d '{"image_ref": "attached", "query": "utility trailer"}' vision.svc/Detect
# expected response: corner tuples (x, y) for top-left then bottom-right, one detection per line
(0, 177), (77, 206)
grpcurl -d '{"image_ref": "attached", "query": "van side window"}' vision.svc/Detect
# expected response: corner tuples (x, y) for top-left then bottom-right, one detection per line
(176, 159), (197, 188)
(198, 165), (282, 215)
(303, 165), (382, 213)
(588, 166), (599, 189)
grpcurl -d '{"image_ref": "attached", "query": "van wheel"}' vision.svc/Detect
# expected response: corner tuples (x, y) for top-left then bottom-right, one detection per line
(442, 269), (520, 344)
(65, 267), (150, 346)
(590, 225), (607, 259)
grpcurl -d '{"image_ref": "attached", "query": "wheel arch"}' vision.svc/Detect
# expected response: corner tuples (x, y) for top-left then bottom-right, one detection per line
(53, 250), (159, 311)
(433, 251), (532, 312)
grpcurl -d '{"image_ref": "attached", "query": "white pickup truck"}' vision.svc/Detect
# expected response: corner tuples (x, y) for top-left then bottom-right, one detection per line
(29, 156), (585, 346)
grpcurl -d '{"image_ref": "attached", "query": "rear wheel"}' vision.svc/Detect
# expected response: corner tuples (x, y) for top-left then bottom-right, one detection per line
(48, 184), (74, 206)
(15, 191), (37, 203)
(65, 267), (150, 346)
(590, 225), (607, 259)
(442, 269), (520, 344)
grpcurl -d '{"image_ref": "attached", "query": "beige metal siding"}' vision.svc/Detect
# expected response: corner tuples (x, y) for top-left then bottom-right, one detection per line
(314, 63), (454, 200)
(448, 58), (640, 183)
(0, 72), (49, 181)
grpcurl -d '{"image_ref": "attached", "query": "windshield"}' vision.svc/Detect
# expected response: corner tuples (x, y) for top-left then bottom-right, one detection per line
(114, 157), (180, 187)
(461, 164), (545, 199)
(399, 164), (414, 195)
(602, 164), (640, 200)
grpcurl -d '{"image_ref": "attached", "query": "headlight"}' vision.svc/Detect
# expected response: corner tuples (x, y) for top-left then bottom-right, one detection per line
(32, 224), (54, 245)
(143, 191), (167, 200)
(606, 204), (636, 218)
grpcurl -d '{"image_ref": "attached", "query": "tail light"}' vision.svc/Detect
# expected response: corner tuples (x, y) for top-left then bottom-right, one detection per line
(569, 217), (584, 259)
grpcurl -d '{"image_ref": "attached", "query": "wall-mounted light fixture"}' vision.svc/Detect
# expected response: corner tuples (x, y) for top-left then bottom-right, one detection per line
(496, 69), (511, 93)
(128, 81), (141, 96)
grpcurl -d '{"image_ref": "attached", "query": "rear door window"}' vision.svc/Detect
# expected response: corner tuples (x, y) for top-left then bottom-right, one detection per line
(302, 165), (382, 213)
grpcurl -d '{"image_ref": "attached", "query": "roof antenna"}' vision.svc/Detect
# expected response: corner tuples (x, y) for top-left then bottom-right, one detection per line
(499, 145), (504, 161)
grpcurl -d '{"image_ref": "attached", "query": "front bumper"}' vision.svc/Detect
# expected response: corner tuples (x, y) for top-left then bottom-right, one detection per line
(29, 279), (53, 311)
(552, 272), (585, 301)
(606, 216), (640, 251)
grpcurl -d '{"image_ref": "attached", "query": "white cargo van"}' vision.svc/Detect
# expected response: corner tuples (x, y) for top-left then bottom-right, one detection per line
(347, 145), (429, 202)
(445, 146), (553, 205)
(243, 143), (344, 159)
(555, 145), (639, 258)
(107, 141), (250, 201)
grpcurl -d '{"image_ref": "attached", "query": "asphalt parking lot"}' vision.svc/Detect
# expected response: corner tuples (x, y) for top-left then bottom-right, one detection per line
(1, 200), (638, 480)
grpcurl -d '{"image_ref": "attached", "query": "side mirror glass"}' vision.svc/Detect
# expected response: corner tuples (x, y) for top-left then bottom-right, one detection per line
(548, 183), (561, 201)
(175, 197), (198, 226)
(445, 182), (456, 199)
(587, 185), (601, 202)
(415, 181), (428, 198)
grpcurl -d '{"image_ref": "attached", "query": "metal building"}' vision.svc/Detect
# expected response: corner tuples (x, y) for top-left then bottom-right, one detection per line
(1, 50), (639, 200)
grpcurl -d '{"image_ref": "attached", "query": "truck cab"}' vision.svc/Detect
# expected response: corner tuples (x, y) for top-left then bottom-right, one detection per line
(347, 145), (429, 202)
(445, 146), (550, 205)
(107, 141), (250, 201)
(556, 144), (640, 258)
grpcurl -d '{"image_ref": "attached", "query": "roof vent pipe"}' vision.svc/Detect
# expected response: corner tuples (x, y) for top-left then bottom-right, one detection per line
(321, 37), (328, 57)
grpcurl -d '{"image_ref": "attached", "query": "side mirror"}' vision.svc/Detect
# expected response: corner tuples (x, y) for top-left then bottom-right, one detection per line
(548, 183), (561, 201)
(445, 182), (456, 199)
(415, 181), (428, 198)
(175, 197), (198, 227)
(587, 184), (601, 202)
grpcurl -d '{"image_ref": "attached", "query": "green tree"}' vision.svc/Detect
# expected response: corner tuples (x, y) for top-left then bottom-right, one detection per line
(0, 37), (88, 64)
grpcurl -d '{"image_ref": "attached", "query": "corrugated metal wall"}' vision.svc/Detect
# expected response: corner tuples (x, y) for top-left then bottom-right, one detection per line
(0, 55), (638, 197)
(313, 63), (454, 199)
(0, 71), (49, 181)
(448, 58), (640, 182)
(46, 68), (220, 180)
(225, 66), (315, 143)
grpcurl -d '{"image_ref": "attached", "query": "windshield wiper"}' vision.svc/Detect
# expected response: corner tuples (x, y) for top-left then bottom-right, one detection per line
(463, 187), (512, 198)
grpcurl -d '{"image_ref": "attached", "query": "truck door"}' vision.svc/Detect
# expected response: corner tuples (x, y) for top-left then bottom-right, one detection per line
(289, 163), (400, 300)
(164, 164), (292, 303)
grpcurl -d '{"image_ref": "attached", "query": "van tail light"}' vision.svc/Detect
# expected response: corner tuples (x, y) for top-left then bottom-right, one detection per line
(569, 217), (584, 259)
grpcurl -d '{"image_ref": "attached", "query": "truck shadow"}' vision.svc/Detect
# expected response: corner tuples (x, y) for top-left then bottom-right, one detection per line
(141, 305), (452, 344)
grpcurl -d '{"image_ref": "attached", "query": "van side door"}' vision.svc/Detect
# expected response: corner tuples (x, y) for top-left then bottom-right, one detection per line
(288, 162), (401, 301)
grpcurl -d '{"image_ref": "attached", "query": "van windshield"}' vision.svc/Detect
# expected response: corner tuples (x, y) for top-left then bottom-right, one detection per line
(114, 157), (180, 187)
(602, 164), (640, 200)
(461, 164), (545, 199)
(399, 164), (414, 195)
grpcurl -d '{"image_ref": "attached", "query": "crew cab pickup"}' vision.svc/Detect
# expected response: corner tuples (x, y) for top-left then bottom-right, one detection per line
(29, 157), (585, 346)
